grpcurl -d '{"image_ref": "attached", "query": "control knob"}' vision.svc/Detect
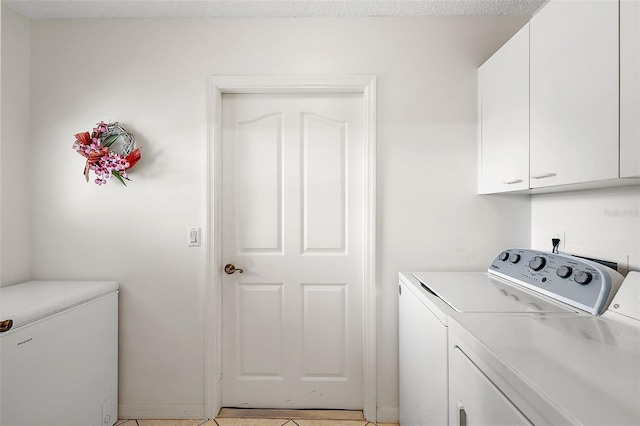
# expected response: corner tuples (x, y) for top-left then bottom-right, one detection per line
(509, 253), (521, 264)
(499, 251), (509, 261)
(528, 256), (546, 271)
(556, 265), (573, 278)
(574, 271), (593, 285)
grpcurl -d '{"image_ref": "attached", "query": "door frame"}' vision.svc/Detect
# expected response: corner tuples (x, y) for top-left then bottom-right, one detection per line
(205, 75), (377, 421)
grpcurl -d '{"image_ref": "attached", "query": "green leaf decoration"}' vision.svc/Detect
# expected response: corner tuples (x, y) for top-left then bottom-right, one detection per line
(112, 170), (127, 186)
(103, 134), (120, 147)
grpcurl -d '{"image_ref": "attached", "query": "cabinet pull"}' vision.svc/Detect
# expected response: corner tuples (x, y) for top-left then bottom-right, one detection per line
(531, 172), (557, 179)
(457, 400), (467, 426)
(502, 179), (523, 185)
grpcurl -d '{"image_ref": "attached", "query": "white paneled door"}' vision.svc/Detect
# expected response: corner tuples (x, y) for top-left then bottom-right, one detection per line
(221, 93), (364, 409)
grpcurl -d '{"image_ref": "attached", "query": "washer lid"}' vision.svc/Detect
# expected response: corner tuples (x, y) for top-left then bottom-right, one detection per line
(413, 272), (573, 313)
(0, 280), (119, 331)
(450, 314), (640, 425)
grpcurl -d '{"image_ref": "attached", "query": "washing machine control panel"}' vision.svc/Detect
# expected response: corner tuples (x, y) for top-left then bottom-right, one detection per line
(488, 248), (624, 315)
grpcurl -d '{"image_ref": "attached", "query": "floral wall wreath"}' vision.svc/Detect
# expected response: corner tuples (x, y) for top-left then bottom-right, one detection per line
(73, 121), (142, 186)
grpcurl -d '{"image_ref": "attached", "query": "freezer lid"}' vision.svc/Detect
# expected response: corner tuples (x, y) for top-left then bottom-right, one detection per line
(0, 280), (118, 331)
(412, 272), (573, 313)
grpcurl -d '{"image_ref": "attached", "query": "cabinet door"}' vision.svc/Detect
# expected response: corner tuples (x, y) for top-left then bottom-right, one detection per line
(621, 0), (640, 178)
(449, 347), (533, 426)
(530, 0), (619, 188)
(478, 24), (529, 194)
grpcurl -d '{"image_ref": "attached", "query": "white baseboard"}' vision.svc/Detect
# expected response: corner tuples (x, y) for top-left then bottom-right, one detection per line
(376, 406), (399, 423)
(118, 404), (206, 420)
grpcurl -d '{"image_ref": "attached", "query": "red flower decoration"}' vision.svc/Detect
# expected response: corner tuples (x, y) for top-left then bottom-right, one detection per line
(125, 148), (142, 170)
(73, 122), (141, 186)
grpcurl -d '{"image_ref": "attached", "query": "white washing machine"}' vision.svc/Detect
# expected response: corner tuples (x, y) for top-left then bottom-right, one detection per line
(448, 272), (640, 425)
(399, 248), (624, 426)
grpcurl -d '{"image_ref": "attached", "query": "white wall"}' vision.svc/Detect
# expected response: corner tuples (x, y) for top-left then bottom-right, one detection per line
(1, 4), (30, 286)
(22, 16), (531, 419)
(531, 187), (640, 272)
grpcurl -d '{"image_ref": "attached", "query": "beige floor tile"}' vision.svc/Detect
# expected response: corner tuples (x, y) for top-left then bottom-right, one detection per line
(211, 419), (291, 426)
(137, 420), (206, 426)
(119, 417), (393, 426)
(294, 421), (369, 426)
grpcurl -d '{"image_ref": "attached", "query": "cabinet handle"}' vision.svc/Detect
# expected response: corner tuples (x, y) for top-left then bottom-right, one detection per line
(457, 400), (467, 426)
(502, 179), (523, 185)
(531, 172), (557, 179)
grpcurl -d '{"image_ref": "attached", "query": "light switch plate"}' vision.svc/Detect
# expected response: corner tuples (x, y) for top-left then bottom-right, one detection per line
(188, 227), (201, 247)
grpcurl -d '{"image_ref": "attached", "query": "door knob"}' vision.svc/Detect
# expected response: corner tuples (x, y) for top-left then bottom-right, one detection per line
(224, 263), (244, 274)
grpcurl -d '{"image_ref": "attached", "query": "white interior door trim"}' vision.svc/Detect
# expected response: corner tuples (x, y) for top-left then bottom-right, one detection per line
(205, 75), (377, 422)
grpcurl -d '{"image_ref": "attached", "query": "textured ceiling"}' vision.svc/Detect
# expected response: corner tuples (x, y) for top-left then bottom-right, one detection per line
(3, 0), (547, 19)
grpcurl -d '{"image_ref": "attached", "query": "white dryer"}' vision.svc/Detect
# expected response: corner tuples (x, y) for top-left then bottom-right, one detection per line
(399, 248), (624, 426)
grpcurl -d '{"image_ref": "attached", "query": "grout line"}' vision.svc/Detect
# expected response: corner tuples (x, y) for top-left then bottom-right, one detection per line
(120, 419), (391, 426)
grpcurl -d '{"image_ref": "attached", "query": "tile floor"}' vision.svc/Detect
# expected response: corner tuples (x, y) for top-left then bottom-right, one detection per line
(115, 420), (398, 426)
(115, 419), (398, 426)
(115, 408), (399, 426)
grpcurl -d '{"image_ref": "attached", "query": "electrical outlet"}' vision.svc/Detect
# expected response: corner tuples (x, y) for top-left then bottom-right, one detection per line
(553, 229), (566, 253)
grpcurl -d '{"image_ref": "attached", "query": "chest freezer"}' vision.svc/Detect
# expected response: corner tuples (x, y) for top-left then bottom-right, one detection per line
(0, 280), (118, 426)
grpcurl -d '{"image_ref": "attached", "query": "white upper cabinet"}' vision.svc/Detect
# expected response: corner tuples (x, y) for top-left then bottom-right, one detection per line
(529, 0), (619, 188)
(621, 0), (640, 178)
(478, 24), (530, 194)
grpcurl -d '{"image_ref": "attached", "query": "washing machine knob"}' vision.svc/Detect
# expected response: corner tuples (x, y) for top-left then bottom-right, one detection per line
(529, 256), (546, 271)
(574, 271), (593, 285)
(556, 265), (573, 278)
(499, 252), (510, 261)
(509, 253), (521, 264)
